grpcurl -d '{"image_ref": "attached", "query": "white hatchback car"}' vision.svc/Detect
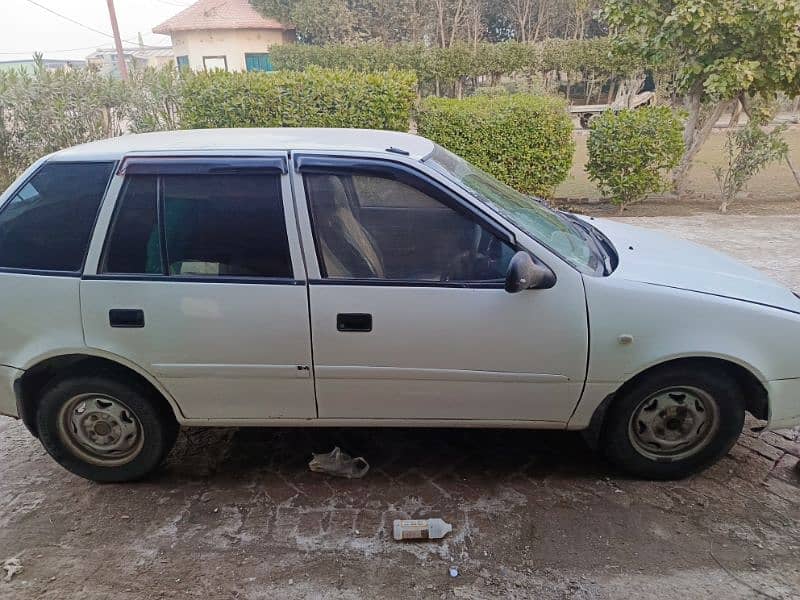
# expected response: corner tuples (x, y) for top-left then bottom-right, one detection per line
(0, 128), (798, 482)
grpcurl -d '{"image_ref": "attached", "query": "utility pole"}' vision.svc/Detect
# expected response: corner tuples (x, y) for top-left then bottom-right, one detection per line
(106, 0), (129, 81)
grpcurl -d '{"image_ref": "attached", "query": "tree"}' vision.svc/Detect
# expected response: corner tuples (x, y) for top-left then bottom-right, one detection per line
(713, 122), (788, 213)
(250, 0), (605, 46)
(603, 0), (800, 195)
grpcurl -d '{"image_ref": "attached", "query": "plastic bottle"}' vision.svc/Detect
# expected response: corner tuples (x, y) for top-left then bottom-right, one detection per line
(392, 518), (452, 541)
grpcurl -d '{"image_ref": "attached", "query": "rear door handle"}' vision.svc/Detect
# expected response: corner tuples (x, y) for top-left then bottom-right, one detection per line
(337, 313), (372, 332)
(109, 309), (145, 328)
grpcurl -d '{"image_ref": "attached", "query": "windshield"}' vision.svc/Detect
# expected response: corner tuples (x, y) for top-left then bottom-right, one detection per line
(426, 144), (602, 272)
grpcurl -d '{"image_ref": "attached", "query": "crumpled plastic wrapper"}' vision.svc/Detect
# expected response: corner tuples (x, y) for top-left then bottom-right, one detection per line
(2, 558), (22, 583)
(308, 446), (369, 479)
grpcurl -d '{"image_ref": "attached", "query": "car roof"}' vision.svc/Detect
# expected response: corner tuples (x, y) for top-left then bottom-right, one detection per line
(49, 128), (436, 162)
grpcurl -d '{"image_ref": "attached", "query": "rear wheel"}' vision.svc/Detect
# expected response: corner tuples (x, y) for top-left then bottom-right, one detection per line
(601, 366), (745, 479)
(36, 375), (178, 482)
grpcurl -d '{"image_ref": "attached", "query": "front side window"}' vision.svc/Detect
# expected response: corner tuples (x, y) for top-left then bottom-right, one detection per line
(0, 162), (114, 272)
(304, 169), (515, 283)
(426, 145), (603, 272)
(102, 172), (292, 279)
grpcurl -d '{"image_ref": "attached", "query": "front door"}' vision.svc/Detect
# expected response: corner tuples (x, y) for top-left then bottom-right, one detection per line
(294, 156), (589, 424)
(81, 156), (316, 420)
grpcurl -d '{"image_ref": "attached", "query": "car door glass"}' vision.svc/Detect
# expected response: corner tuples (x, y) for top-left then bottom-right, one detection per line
(0, 162), (114, 272)
(102, 171), (292, 279)
(102, 175), (162, 274)
(305, 171), (515, 283)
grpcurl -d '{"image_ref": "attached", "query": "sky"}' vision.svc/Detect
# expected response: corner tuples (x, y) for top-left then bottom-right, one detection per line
(0, 0), (196, 61)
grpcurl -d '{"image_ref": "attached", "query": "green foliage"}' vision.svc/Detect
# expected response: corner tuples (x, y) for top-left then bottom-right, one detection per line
(586, 107), (684, 210)
(416, 94), (575, 197)
(250, 0), (422, 44)
(179, 67), (417, 131)
(713, 123), (789, 212)
(0, 59), (127, 190)
(125, 66), (183, 133)
(603, 0), (800, 102)
(270, 38), (648, 97)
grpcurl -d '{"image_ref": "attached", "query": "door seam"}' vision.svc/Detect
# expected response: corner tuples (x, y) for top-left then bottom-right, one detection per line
(287, 152), (320, 418)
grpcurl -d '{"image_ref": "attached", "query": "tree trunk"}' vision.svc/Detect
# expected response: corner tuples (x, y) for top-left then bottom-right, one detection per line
(785, 154), (800, 191)
(672, 96), (729, 196)
(728, 100), (742, 128)
(607, 78), (616, 105)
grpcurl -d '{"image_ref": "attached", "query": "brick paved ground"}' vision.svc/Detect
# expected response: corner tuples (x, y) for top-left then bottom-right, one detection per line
(1, 215), (799, 600)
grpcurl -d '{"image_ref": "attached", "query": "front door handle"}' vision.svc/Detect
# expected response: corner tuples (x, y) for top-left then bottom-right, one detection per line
(109, 309), (145, 328)
(337, 313), (372, 332)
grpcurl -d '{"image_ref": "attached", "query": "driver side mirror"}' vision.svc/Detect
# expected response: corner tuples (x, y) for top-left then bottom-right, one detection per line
(505, 251), (556, 293)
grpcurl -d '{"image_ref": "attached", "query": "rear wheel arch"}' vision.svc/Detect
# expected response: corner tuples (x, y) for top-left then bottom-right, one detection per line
(15, 353), (181, 437)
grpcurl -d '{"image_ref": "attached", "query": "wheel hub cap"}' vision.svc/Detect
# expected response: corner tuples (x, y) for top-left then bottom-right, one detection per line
(628, 386), (720, 461)
(57, 394), (144, 467)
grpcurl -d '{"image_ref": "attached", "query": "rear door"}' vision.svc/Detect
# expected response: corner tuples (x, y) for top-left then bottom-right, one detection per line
(81, 155), (316, 420)
(292, 155), (589, 424)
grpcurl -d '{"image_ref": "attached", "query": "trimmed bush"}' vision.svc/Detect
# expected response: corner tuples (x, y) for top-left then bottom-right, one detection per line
(180, 67), (417, 131)
(416, 94), (575, 197)
(270, 39), (653, 99)
(586, 107), (684, 211)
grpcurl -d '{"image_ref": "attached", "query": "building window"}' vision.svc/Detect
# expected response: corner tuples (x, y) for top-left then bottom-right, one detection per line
(245, 53), (273, 72)
(202, 56), (227, 72)
(176, 55), (189, 69)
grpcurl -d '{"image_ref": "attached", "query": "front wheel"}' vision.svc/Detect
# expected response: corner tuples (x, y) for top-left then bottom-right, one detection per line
(601, 366), (745, 479)
(36, 375), (179, 482)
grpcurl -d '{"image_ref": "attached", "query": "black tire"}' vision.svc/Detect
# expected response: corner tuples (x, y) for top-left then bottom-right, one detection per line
(36, 375), (179, 483)
(600, 366), (745, 480)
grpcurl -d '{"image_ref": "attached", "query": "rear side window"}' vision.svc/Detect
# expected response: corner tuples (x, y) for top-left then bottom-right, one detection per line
(102, 172), (292, 278)
(0, 162), (114, 272)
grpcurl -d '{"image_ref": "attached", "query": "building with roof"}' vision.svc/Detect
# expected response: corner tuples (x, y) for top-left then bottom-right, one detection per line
(0, 59), (85, 73)
(152, 0), (294, 73)
(86, 47), (174, 78)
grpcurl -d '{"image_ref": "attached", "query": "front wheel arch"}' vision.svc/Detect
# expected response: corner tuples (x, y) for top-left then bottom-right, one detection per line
(583, 356), (768, 449)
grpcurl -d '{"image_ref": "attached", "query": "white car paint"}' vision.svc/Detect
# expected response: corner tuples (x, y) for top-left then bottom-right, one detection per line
(585, 216), (800, 311)
(0, 128), (798, 434)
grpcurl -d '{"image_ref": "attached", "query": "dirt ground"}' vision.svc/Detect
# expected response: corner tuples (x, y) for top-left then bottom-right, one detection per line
(2, 214), (800, 600)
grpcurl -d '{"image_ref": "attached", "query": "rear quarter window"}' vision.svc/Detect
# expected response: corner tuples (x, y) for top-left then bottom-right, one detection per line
(0, 162), (114, 272)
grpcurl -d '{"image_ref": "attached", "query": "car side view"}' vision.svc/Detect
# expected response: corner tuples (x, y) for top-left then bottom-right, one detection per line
(0, 128), (798, 483)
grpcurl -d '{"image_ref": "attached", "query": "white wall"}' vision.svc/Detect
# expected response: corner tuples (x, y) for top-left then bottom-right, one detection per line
(170, 28), (292, 72)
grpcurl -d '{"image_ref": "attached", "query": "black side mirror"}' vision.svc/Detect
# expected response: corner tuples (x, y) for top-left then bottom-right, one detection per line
(504, 251), (556, 293)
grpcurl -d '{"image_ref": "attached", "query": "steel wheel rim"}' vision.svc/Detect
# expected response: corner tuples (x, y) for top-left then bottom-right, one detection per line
(627, 386), (720, 461)
(57, 393), (144, 467)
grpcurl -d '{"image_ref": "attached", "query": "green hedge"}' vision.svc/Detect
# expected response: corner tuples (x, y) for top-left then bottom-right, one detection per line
(180, 67), (417, 131)
(270, 39), (654, 98)
(416, 94), (575, 197)
(586, 107), (684, 210)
